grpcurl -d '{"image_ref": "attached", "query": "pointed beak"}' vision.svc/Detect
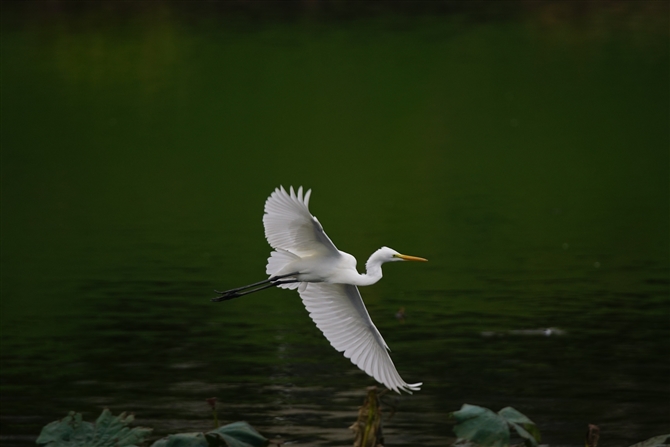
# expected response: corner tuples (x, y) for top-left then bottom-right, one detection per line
(395, 254), (428, 262)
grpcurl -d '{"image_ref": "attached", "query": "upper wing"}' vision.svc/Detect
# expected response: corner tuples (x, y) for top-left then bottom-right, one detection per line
(298, 282), (422, 394)
(263, 186), (339, 257)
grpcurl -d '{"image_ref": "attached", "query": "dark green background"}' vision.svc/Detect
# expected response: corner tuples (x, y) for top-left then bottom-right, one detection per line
(1, 3), (668, 446)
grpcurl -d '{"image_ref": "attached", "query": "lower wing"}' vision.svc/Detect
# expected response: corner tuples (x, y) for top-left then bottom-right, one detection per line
(297, 282), (422, 393)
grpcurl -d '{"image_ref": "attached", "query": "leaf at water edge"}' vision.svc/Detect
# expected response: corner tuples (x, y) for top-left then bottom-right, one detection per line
(507, 422), (538, 447)
(150, 423), (269, 447)
(449, 404), (510, 447)
(36, 410), (152, 447)
(209, 421), (269, 447)
(94, 409), (153, 447)
(150, 433), (209, 447)
(497, 407), (541, 446)
(628, 434), (670, 447)
(36, 411), (93, 446)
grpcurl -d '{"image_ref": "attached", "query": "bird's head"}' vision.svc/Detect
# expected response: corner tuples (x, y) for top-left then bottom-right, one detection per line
(379, 246), (428, 263)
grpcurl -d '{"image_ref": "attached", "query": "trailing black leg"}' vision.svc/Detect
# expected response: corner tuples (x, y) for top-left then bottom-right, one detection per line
(214, 278), (272, 295)
(212, 274), (299, 302)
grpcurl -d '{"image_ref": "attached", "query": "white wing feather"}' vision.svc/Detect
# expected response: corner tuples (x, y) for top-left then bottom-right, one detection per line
(298, 282), (422, 394)
(265, 249), (300, 289)
(263, 186), (339, 257)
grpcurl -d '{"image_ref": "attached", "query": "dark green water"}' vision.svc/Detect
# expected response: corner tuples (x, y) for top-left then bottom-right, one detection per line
(1, 5), (668, 446)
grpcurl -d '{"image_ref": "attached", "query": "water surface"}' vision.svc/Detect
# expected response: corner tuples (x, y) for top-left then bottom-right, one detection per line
(1, 4), (668, 446)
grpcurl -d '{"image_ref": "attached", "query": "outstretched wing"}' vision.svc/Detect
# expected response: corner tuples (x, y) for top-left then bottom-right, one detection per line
(263, 186), (339, 257)
(298, 282), (422, 394)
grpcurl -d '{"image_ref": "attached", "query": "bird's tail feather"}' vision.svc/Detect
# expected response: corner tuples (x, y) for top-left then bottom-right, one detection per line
(266, 249), (300, 290)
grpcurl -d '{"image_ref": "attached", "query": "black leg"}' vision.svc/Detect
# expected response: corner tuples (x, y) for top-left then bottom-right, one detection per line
(213, 272), (299, 295)
(214, 278), (271, 295)
(212, 275), (300, 302)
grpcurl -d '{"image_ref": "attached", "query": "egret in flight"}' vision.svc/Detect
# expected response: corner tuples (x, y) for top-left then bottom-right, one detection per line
(213, 186), (426, 393)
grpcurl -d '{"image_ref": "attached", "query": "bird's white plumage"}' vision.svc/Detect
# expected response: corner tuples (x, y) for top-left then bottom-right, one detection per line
(266, 250), (300, 290)
(263, 186), (339, 257)
(261, 186), (422, 394)
(299, 283), (421, 393)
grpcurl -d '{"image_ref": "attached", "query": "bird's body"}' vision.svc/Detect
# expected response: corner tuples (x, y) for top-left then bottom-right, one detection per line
(214, 186), (426, 393)
(269, 248), (387, 286)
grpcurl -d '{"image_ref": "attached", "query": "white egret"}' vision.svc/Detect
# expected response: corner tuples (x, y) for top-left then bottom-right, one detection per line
(213, 186), (426, 393)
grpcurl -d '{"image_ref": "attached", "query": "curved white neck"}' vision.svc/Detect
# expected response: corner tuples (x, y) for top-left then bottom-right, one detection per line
(350, 248), (388, 286)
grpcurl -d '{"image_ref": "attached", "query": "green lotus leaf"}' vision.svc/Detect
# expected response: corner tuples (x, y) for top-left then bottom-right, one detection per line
(150, 433), (209, 447)
(498, 407), (541, 446)
(150, 422), (268, 447)
(208, 421), (269, 447)
(36, 409), (152, 447)
(506, 421), (537, 447)
(449, 404), (510, 447)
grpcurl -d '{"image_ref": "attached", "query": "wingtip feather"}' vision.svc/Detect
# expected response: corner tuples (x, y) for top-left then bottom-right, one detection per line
(304, 189), (312, 208)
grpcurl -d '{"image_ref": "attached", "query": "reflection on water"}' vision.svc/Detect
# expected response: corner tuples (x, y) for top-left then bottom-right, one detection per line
(1, 3), (668, 447)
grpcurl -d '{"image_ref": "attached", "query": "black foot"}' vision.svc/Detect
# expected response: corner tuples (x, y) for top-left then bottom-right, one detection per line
(212, 291), (241, 302)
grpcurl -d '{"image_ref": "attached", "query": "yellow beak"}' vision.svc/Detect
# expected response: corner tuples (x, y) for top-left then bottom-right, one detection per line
(395, 254), (428, 262)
